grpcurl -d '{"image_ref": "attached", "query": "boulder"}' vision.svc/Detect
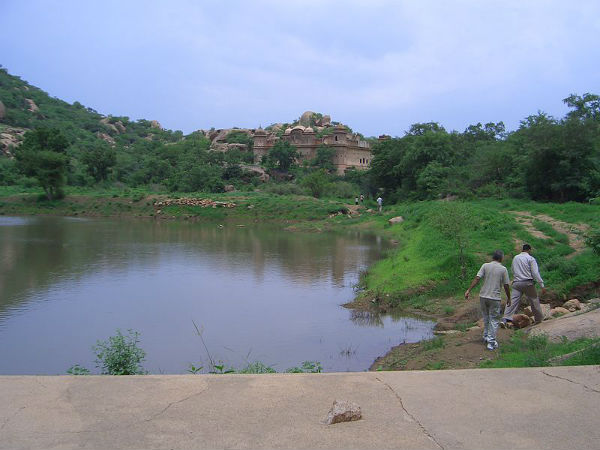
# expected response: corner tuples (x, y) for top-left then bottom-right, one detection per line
(0, 100), (5, 120)
(96, 132), (115, 146)
(114, 121), (126, 133)
(320, 115), (331, 126)
(150, 120), (162, 129)
(25, 98), (39, 112)
(299, 111), (315, 127)
(323, 400), (362, 425)
(512, 314), (532, 329)
(388, 216), (404, 225)
(550, 307), (570, 317)
(524, 304), (552, 320)
(562, 299), (582, 312)
(529, 308), (600, 342)
(224, 185), (235, 192)
(100, 118), (118, 134)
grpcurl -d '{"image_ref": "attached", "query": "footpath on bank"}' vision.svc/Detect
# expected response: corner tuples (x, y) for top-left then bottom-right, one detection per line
(1, 366), (599, 450)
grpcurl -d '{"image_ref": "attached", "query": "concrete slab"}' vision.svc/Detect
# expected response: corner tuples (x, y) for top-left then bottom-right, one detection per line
(1, 367), (599, 449)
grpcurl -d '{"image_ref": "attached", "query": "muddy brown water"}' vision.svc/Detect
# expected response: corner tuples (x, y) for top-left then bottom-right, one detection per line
(0, 216), (433, 374)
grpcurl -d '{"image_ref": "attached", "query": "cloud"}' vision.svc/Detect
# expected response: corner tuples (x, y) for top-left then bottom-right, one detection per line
(1, 0), (599, 135)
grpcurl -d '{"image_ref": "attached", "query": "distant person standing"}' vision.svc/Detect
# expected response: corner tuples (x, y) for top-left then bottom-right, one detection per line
(502, 243), (546, 326)
(360, 194), (364, 204)
(355, 196), (359, 206)
(465, 250), (510, 350)
(376, 196), (383, 213)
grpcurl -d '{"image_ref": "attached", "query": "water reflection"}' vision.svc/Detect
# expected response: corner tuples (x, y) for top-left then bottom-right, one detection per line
(0, 216), (433, 374)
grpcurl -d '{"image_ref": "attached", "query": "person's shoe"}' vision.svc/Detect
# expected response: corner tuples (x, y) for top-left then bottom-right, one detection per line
(486, 340), (499, 350)
(499, 320), (507, 329)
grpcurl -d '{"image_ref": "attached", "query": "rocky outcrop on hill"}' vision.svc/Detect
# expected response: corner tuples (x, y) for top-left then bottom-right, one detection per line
(150, 120), (162, 129)
(0, 100), (5, 120)
(24, 99), (39, 112)
(0, 127), (27, 156)
(96, 132), (116, 146)
(100, 117), (127, 135)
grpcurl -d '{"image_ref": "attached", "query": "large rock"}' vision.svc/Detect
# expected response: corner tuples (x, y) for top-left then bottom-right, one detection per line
(324, 400), (362, 425)
(299, 111), (316, 127)
(512, 314), (532, 329)
(524, 304), (552, 320)
(562, 299), (582, 312)
(150, 120), (162, 129)
(388, 216), (404, 225)
(114, 121), (126, 133)
(0, 100), (5, 120)
(550, 307), (570, 317)
(529, 308), (600, 342)
(25, 98), (39, 112)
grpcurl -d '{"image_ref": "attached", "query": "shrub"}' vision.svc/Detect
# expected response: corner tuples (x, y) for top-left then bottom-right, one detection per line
(285, 361), (323, 373)
(585, 228), (600, 256)
(300, 169), (330, 198)
(93, 329), (147, 375)
(237, 362), (276, 374)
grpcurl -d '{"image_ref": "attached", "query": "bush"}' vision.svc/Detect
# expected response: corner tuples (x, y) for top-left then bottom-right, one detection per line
(237, 362), (276, 374)
(262, 182), (304, 196)
(93, 329), (147, 375)
(328, 181), (356, 199)
(300, 169), (330, 198)
(585, 228), (600, 255)
(285, 361), (323, 373)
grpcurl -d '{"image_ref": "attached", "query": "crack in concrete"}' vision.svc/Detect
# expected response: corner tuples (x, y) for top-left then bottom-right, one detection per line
(376, 377), (444, 450)
(142, 388), (209, 423)
(541, 370), (600, 394)
(0, 406), (26, 431)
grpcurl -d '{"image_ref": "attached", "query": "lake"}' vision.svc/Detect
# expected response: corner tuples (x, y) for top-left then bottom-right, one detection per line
(0, 216), (433, 374)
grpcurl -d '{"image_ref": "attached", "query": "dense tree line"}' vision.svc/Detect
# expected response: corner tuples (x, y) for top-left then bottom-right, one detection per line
(368, 94), (600, 203)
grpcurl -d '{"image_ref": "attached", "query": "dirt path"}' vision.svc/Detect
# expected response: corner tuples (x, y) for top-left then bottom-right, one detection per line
(511, 211), (589, 256)
(371, 326), (514, 371)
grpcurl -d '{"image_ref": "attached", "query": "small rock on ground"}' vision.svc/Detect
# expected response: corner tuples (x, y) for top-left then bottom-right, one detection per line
(324, 400), (362, 425)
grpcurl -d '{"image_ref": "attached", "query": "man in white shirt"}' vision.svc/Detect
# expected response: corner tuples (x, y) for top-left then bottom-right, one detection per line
(376, 196), (383, 213)
(465, 250), (511, 350)
(502, 243), (547, 326)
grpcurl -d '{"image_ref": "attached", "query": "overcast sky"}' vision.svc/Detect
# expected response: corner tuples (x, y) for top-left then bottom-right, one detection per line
(2, 0), (599, 136)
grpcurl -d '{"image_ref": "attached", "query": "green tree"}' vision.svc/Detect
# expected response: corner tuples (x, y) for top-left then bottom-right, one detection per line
(429, 202), (473, 279)
(15, 128), (69, 200)
(264, 141), (299, 172)
(80, 141), (116, 182)
(301, 169), (330, 198)
(310, 144), (335, 171)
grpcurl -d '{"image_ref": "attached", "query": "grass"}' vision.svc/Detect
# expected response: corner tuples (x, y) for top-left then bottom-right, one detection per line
(480, 332), (600, 368)
(357, 198), (600, 312)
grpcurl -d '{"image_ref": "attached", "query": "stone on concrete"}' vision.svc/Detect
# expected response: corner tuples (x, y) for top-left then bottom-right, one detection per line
(324, 400), (362, 425)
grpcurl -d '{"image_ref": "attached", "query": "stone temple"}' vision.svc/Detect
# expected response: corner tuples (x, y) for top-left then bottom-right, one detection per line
(253, 112), (372, 175)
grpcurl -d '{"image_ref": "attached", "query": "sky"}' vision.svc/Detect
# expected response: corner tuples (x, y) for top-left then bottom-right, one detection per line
(1, 0), (599, 137)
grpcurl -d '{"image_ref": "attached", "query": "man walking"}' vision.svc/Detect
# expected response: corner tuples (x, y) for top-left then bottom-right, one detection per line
(465, 250), (510, 350)
(502, 243), (546, 326)
(376, 196), (383, 213)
